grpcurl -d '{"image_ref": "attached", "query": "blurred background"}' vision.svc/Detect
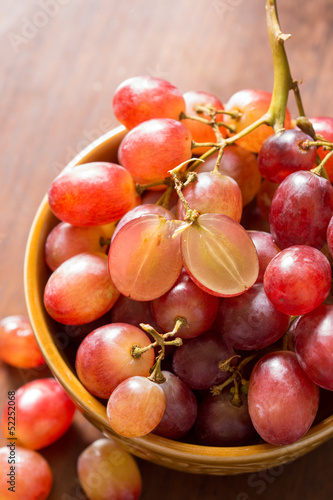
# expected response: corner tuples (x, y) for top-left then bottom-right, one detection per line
(1, 1), (333, 499)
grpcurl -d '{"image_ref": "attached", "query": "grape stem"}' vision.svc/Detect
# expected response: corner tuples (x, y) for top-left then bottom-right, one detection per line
(134, 318), (186, 384)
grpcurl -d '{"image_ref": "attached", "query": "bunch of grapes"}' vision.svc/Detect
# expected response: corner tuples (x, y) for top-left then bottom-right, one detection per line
(40, 64), (333, 451)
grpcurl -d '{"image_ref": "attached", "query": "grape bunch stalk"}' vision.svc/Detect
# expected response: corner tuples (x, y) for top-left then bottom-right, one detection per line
(39, 0), (333, 451)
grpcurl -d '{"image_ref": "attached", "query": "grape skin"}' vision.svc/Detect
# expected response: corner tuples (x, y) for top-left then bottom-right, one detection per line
(248, 351), (319, 446)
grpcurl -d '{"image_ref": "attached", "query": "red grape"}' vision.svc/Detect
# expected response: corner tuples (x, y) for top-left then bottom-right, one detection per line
(195, 391), (257, 446)
(223, 89), (291, 153)
(0, 315), (44, 368)
(248, 351), (319, 445)
(181, 213), (259, 297)
(110, 294), (159, 330)
(309, 116), (333, 181)
(1, 378), (76, 449)
(77, 438), (142, 500)
(181, 90), (227, 155)
(152, 268), (220, 339)
(48, 162), (137, 226)
(118, 118), (192, 185)
(44, 252), (120, 325)
(111, 203), (174, 242)
(109, 214), (183, 301)
(256, 178), (279, 221)
(263, 245), (332, 316)
(294, 304), (333, 391)
(0, 446), (52, 500)
(107, 376), (166, 437)
(45, 221), (111, 271)
(177, 171), (243, 222)
(75, 323), (155, 399)
(247, 230), (280, 282)
(258, 128), (317, 183)
(197, 144), (261, 206)
(152, 371), (198, 439)
(269, 170), (333, 249)
(172, 330), (236, 390)
(112, 75), (185, 130)
(216, 283), (290, 350)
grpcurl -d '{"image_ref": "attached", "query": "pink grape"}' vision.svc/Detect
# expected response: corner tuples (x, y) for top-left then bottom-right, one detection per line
(269, 170), (333, 249)
(0, 446), (52, 500)
(258, 128), (317, 183)
(45, 222), (111, 271)
(112, 75), (185, 130)
(181, 213), (259, 297)
(181, 90), (227, 155)
(152, 371), (198, 439)
(216, 284), (290, 350)
(172, 330), (236, 390)
(107, 376), (166, 437)
(44, 252), (120, 325)
(1, 378), (76, 450)
(195, 391), (257, 446)
(0, 315), (44, 368)
(197, 144), (261, 206)
(109, 214), (183, 301)
(247, 230), (280, 282)
(263, 245), (332, 316)
(48, 162), (137, 226)
(223, 89), (291, 153)
(152, 268), (220, 339)
(177, 171), (243, 222)
(111, 203), (174, 242)
(75, 323), (155, 399)
(309, 116), (333, 182)
(77, 438), (142, 500)
(294, 304), (333, 391)
(118, 118), (192, 185)
(248, 351), (319, 445)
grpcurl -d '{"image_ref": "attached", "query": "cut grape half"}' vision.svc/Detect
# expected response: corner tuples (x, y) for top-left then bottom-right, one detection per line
(181, 213), (259, 297)
(109, 214), (184, 301)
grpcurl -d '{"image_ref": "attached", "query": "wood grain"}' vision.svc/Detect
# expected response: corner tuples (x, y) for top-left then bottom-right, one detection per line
(1, 1), (333, 498)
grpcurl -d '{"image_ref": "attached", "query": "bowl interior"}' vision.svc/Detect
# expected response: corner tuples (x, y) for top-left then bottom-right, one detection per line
(24, 125), (333, 475)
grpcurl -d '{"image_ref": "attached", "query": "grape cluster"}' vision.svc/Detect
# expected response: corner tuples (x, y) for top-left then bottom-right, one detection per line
(42, 74), (333, 449)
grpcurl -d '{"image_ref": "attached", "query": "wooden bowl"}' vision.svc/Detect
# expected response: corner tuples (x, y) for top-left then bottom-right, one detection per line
(24, 125), (333, 475)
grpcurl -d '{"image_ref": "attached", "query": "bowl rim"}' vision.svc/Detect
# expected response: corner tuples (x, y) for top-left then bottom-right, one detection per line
(24, 125), (333, 467)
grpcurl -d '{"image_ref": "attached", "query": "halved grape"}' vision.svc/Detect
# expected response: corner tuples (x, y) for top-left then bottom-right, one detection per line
(109, 214), (184, 301)
(181, 214), (259, 297)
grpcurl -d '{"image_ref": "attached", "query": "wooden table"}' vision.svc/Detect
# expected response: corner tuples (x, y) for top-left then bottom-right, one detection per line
(1, 0), (333, 498)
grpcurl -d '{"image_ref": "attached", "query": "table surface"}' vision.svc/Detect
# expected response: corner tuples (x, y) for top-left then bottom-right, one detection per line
(1, 0), (333, 498)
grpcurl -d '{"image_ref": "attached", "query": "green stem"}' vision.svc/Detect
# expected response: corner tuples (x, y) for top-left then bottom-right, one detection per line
(265, 0), (294, 131)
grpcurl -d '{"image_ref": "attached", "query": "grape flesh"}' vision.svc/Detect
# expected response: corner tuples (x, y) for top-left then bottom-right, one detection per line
(109, 215), (184, 301)
(263, 245), (332, 316)
(181, 213), (259, 297)
(248, 351), (319, 446)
